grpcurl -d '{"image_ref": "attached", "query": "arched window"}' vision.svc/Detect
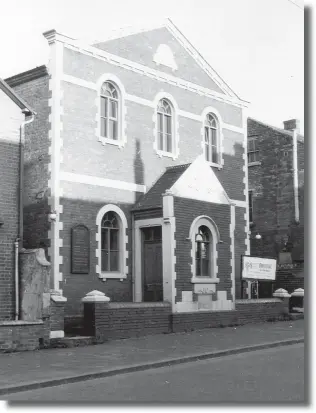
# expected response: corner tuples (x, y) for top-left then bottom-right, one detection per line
(189, 216), (220, 282)
(204, 113), (219, 164)
(100, 81), (119, 141)
(96, 204), (128, 280)
(157, 98), (173, 153)
(195, 225), (211, 277)
(101, 211), (120, 272)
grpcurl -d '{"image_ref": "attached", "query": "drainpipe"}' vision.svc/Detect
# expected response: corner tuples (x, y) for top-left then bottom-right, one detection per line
(15, 111), (35, 320)
(292, 128), (300, 223)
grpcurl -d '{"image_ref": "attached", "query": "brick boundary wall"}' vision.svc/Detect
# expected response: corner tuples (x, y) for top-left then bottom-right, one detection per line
(171, 299), (289, 332)
(0, 321), (47, 352)
(83, 298), (289, 341)
(83, 302), (172, 341)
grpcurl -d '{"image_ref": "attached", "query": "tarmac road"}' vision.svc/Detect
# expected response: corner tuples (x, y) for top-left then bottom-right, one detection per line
(8, 343), (304, 403)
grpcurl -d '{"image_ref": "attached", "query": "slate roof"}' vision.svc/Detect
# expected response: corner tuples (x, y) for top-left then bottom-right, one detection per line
(0, 78), (36, 115)
(248, 117), (304, 142)
(133, 163), (190, 211)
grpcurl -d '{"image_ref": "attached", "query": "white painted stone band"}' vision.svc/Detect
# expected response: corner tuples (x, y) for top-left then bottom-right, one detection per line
(60, 171), (146, 193)
(61, 73), (244, 134)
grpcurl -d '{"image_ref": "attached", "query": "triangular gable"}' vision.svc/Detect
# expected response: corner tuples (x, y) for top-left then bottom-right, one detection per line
(92, 19), (240, 99)
(169, 155), (231, 205)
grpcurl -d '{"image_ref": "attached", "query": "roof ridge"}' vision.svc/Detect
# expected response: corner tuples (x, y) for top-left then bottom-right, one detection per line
(248, 117), (304, 139)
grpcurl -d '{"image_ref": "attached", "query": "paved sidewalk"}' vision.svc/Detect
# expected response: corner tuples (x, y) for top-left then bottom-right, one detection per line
(1, 320), (304, 395)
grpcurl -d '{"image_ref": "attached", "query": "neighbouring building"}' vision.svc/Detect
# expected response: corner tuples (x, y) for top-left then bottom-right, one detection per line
(0, 78), (35, 321)
(247, 117), (304, 263)
(5, 19), (250, 320)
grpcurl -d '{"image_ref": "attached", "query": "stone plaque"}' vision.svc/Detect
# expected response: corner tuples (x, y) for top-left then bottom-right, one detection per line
(71, 225), (90, 274)
(194, 284), (216, 295)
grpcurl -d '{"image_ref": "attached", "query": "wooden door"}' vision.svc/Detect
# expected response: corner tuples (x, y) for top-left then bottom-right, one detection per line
(142, 226), (163, 302)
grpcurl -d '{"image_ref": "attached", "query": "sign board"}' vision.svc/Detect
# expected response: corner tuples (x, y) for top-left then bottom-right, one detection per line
(242, 256), (276, 281)
(71, 225), (90, 274)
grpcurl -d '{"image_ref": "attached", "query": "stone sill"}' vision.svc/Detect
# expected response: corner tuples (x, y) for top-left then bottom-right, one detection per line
(191, 277), (220, 284)
(248, 161), (262, 167)
(235, 298), (282, 304)
(0, 320), (43, 326)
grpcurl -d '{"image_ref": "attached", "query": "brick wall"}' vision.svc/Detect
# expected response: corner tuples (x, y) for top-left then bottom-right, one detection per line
(248, 119), (304, 260)
(83, 302), (171, 341)
(0, 89), (24, 320)
(6, 70), (51, 250)
(275, 268), (304, 293)
(235, 207), (247, 299)
(172, 299), (288, 332)
(173, 198), (232, 302)
(0, 142), (19, 320)
(0, 320), (46, 352)
(60, 197), (133, 315)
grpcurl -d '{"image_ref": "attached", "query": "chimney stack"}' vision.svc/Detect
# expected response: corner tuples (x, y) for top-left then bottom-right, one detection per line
(283, 119), (300, 132)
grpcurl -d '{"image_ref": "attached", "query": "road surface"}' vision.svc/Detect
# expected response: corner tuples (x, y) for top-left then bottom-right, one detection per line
(8, 343), (304, 403)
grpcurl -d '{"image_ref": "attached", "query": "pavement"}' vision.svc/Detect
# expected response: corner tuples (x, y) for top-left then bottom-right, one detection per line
(7, 344), (305, 402)
(0, 319), (304, 397)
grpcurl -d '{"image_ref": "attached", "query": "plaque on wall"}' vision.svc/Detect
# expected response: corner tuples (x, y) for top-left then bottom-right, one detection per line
(71, 225), (90, 274)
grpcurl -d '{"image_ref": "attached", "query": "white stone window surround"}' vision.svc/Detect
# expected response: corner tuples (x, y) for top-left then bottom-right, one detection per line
(189, 215), (220, 284)
(200, 106), (224, 169)
(95, 73), (127, 148)
(153, 91), (180, 160)
(96, 204), (128, 280)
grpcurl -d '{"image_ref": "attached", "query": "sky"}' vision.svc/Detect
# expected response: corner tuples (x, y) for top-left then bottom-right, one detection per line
(0, 0), (304, 133)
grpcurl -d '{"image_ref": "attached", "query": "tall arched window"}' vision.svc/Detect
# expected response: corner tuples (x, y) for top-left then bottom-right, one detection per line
(100, 82), (119, 141)
(189, 216), (220, 282)
(96, 204), (128, 280)
(195, 225), (211, 277)
(101, 211), (120, 272)
(157, 98), (173, 153)
(204, 113), (219, 164)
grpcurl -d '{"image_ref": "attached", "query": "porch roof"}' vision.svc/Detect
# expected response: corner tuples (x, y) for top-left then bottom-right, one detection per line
(132, 163), (190, 211)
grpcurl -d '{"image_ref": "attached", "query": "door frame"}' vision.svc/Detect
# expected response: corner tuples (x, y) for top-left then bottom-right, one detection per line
(133, 218), (163, 302)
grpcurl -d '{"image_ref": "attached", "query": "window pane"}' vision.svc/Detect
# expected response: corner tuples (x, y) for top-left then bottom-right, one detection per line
(204, 127), (209, 144)
(101, 119), (107, 138)
(158, 132), (164, 151)
(110, 100), (117, 119)
(211, 128), (217, 146)
(196, 259), (201, 276)
(101, 97), (107, 117)
(101, 228), (108, 250)
(166, 133), (172, 153)
(101, 250), (109, 272)
(109, 120), (118, 140)
(212, 147), (218, 164)
(110, 229), (119, 251)
(249, 152), (254, 163)
(201, 258), (209, 276)
(110, 251), (119, 271)
(153, 226), (162, 241)
(158, 113), (163, 133)
(166, 115), (171, 134)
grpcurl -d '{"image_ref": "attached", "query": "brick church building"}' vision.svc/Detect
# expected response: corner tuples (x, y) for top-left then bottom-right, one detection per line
(5, 19), (250, 318)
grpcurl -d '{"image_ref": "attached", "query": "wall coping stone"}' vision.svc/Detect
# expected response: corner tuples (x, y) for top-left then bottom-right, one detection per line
(0, 320), (43, 326)
(99, 302), (172, 309)
(236, 298), (282, 304)
(273, 288), (291, 298)
(291, 288), (304, 297)
(82, 290), (111, 303)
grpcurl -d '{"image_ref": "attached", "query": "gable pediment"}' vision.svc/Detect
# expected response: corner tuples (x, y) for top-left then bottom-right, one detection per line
(170, 155), (231, 205)
(92, 20), (237, 97)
